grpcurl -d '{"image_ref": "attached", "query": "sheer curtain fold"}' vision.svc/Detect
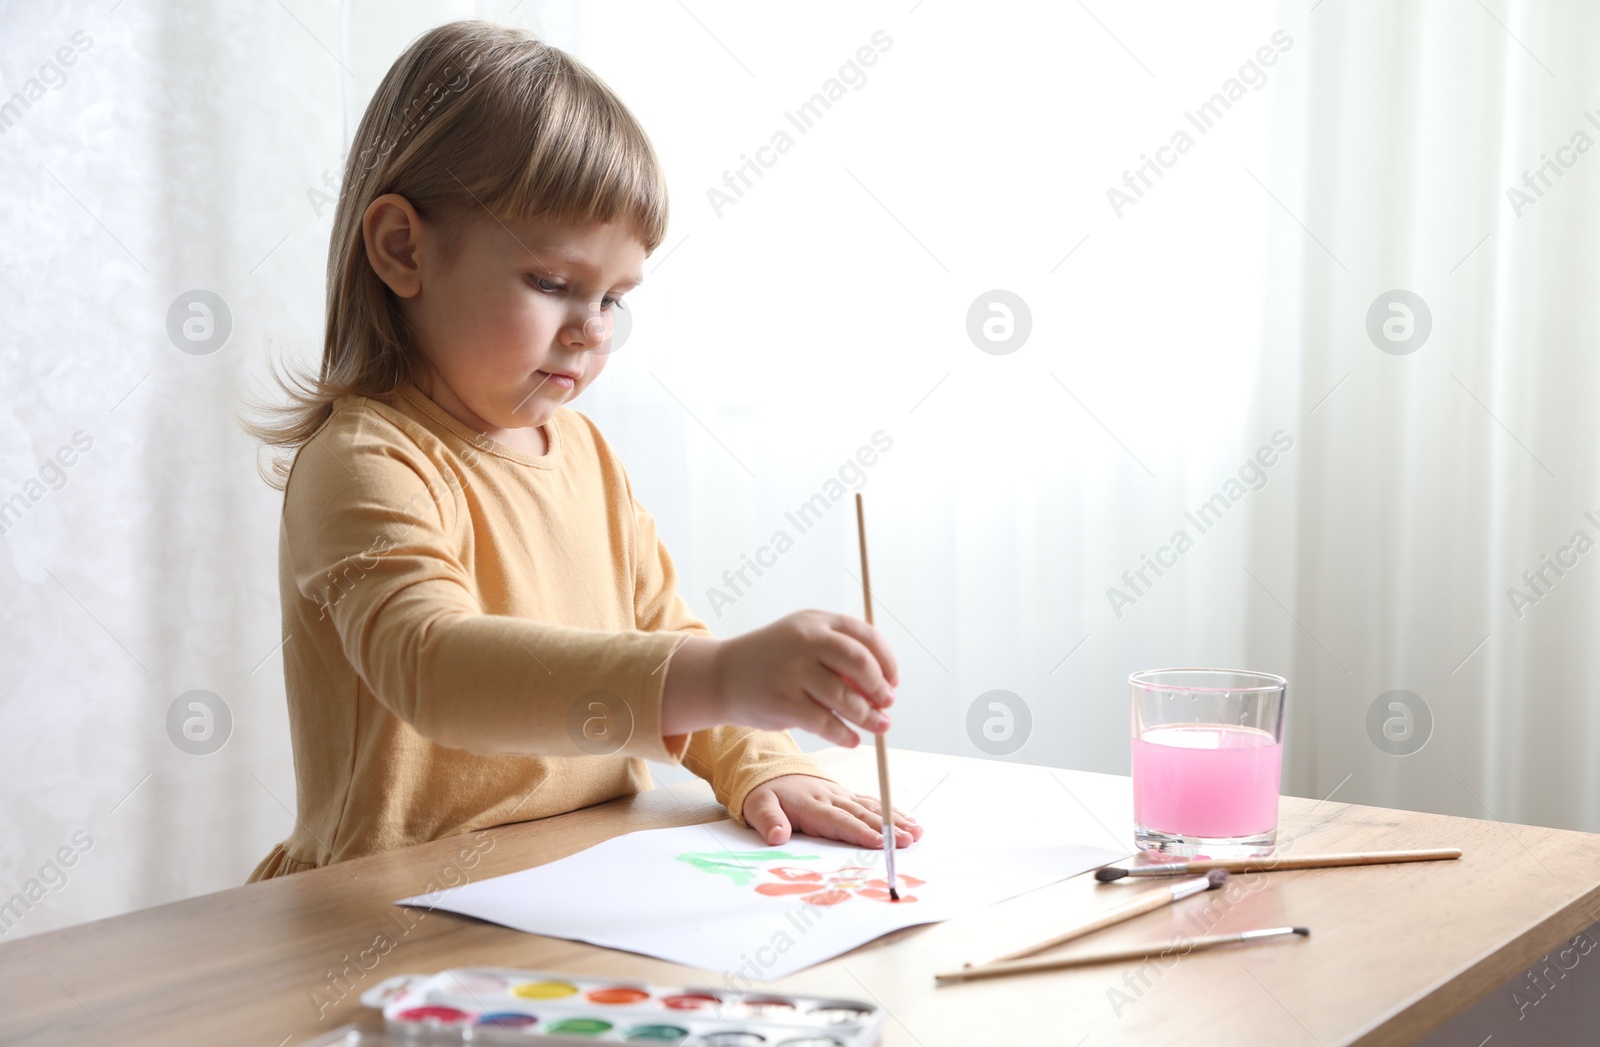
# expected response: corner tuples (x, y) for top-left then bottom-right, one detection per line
(1254, 0), (1600, 829)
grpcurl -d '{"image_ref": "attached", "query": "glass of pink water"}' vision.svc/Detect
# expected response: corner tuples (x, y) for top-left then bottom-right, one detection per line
(1130, 668), (1287, 858)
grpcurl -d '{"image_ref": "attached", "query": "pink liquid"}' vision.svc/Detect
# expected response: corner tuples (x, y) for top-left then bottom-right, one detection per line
(1133, 724), (1282, 838)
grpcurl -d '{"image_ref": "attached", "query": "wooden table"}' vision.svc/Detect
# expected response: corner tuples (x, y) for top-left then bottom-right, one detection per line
(4, 747), (1599, 1046)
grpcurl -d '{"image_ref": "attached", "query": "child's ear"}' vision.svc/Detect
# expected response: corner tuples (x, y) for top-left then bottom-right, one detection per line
(362, 193), (424, 298)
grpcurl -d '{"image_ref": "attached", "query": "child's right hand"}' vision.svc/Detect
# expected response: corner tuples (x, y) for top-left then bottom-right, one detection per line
(660, 610), (899, 747)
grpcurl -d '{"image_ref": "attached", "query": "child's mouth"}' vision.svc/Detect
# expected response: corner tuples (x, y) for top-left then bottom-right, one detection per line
(537, 370), (577, 390)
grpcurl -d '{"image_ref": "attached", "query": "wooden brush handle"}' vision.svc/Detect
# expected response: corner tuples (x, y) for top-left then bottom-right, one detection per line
(984, 889), (1175, 965)
(855, 494), (894, 825)
(1191, 847), (1462, 873)
(940, 930), (1299, 983)
(873, 733), (893, 818)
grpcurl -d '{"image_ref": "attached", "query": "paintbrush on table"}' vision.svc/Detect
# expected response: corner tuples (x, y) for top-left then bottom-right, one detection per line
(1093, 847), (1462, 882)
(966, 869), (1230, 969)
(936, 926), (1309, 984)
(854, 492), (898, 900)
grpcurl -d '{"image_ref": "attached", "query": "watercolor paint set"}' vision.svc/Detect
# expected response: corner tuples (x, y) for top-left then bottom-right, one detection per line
(353, 966), (884, 1045)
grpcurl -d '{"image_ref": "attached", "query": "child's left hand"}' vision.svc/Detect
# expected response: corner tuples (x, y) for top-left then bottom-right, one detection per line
(741, 774), (924, 849)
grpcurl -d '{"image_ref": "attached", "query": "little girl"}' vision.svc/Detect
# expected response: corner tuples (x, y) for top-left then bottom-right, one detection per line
(246, 20), (920, 881)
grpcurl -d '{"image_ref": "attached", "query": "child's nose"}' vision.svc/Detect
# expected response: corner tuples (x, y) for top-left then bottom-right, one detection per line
(575, 307), (609, 348)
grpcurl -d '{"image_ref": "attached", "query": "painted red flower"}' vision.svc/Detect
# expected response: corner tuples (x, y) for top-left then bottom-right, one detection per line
(753, 865), (924, 905)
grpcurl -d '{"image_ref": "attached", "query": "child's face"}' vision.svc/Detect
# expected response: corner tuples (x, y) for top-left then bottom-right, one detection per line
(375, 200), (645, 441)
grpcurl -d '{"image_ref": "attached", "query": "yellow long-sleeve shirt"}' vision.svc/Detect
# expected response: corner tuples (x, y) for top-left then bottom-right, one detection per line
(248, 380), (826, 881)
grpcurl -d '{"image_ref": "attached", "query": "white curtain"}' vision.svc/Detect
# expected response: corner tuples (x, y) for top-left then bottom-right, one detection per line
(2, 0), (1594, 939)
(1251, 0), (1600, 831)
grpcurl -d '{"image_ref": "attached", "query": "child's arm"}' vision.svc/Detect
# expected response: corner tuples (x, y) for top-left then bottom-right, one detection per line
(626, 489), (895, 743)
(286, 419), (701, 763)
(658, 615), (895, 739)
(627, 490), (907, 845)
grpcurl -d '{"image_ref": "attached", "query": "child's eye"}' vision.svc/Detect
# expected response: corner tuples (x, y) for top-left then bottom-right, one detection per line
(529, 276), (626, 311)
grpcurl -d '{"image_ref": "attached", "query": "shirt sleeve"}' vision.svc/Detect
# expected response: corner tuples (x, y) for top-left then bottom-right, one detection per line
(283, 410), (691, 762)
(625, 477), (837, 822)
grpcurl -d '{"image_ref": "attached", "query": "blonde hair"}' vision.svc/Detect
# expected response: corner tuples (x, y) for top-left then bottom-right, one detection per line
(243, 19), (669, 488)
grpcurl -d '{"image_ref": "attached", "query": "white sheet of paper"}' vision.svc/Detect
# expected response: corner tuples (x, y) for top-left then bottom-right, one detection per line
(398, 768), (1129, 981)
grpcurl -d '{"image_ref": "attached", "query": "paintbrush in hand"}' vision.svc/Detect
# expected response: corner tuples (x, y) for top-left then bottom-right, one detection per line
(854, 492), (898, 900)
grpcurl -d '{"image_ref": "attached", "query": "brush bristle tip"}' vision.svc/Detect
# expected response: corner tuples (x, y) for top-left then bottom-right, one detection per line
(1094, 867), (1126, 882)
(1205, 869), (1229, 888)
(1293, 926), (1310, 936)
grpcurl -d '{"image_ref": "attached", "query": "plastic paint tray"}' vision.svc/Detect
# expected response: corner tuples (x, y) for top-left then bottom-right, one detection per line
(359, 967), (884, 1045)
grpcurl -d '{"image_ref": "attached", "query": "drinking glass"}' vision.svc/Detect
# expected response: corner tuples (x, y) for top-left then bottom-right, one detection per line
(1129, 668), (1287, 858)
